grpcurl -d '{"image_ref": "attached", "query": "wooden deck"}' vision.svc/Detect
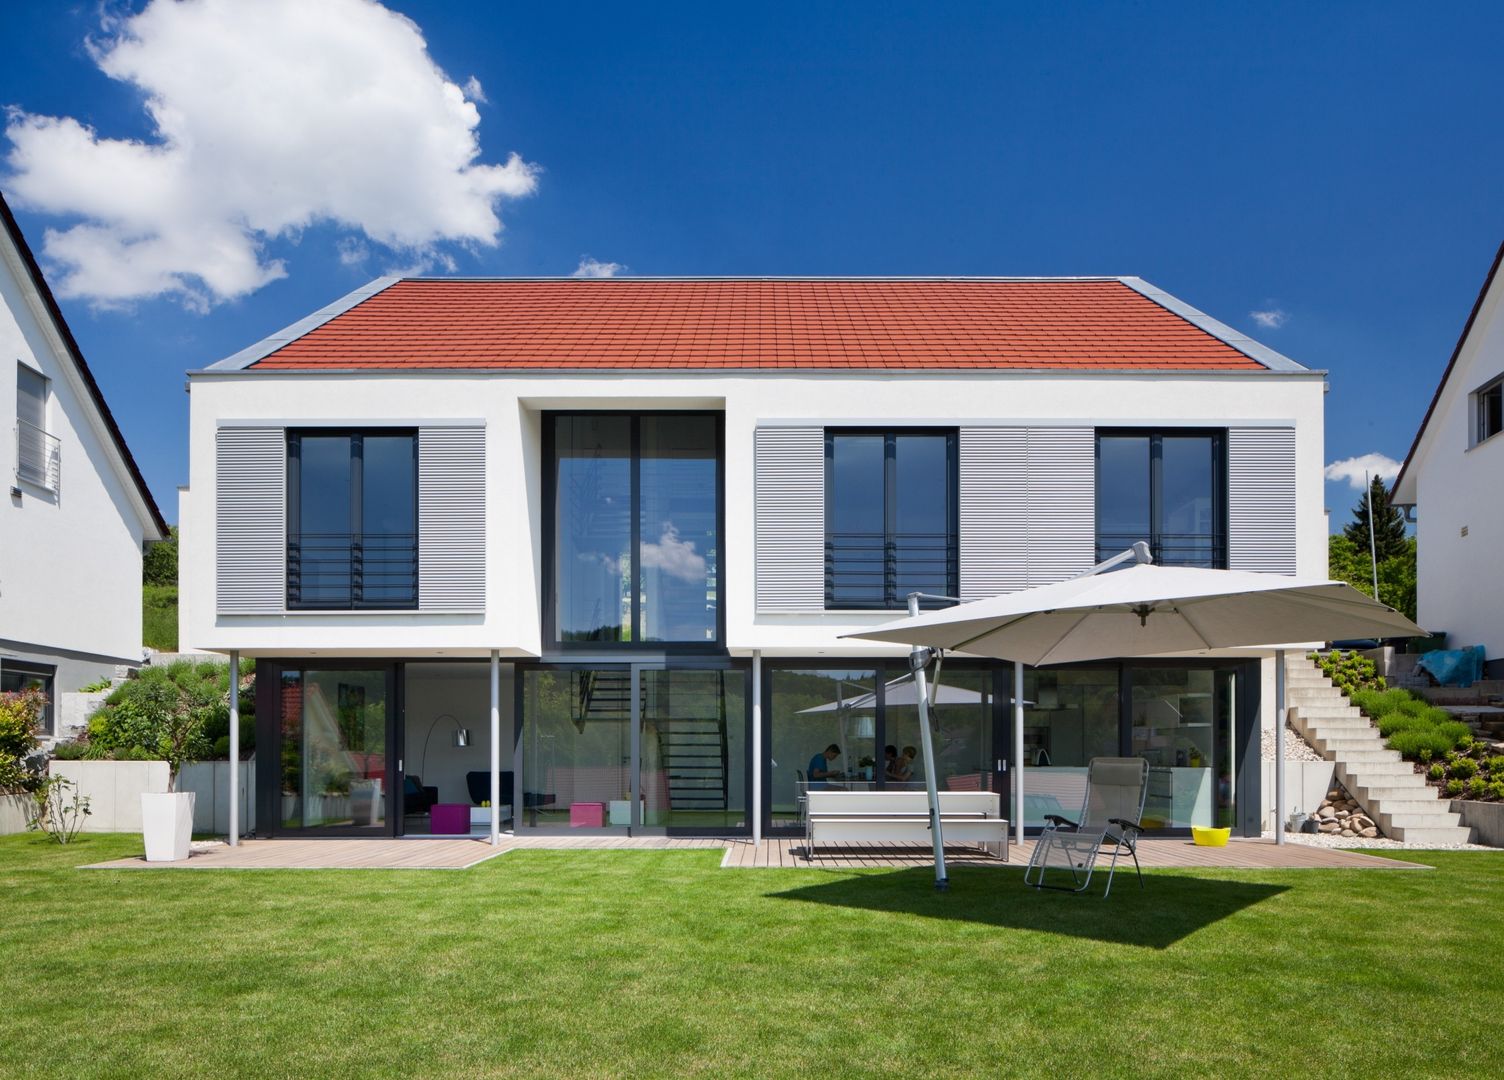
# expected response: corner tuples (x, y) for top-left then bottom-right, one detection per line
(723, 837), (1431, 870)
(84, 834), (1429, 871)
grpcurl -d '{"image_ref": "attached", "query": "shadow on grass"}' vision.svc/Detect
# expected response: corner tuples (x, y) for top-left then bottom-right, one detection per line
(771, 866), (1289, 949)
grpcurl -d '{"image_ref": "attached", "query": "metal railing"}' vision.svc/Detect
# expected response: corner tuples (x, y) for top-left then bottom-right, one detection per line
(1096, 531), (1226, 569)
(287, 532), (418, 608)
(16, 420), (60, 492)
(825, 530), (957, 609)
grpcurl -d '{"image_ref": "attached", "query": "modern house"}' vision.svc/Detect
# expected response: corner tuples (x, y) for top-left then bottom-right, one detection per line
(1392, 241), (1504, 677)
(179, 276), (1326, 841)
(0, 192), (170, 736)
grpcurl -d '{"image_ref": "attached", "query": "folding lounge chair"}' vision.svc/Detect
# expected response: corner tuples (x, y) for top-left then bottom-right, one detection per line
(1023, 757), (1149, 898)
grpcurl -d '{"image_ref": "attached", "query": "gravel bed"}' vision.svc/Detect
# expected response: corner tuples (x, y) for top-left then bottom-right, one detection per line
(1260, 724), (1323, 762)
(1258, 830), (1494, 852)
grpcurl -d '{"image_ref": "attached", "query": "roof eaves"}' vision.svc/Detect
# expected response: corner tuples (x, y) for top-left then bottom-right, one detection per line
(1118, 276), (1311, 373)
(1390, 238), (1504, 506)
(0, 190), (169, 539)
(205, 275), (402, 370)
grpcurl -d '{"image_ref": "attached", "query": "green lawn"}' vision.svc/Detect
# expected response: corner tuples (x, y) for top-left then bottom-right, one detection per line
(1, 835), (1500, 1079)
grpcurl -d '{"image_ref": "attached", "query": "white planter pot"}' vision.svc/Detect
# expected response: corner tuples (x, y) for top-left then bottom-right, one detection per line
(141, 791), (196, 862)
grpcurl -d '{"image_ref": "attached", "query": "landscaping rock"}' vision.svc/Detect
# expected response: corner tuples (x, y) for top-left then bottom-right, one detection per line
(1309, 780), (1386, 841)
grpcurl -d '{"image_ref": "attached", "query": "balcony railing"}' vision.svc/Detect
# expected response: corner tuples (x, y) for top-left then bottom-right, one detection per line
(1096, 531), (1226, 569)
(16, 419), (60, 492)
(287, 532), (418, 608)
(825, 530), (958, 609)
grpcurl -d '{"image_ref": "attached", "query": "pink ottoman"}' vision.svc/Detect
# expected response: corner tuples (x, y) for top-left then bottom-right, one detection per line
(570, 801), (606, 828)
(429, 803), (470, 835)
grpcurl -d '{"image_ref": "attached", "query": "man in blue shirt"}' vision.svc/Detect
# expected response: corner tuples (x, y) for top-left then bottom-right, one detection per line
(807, 744), (842, 790)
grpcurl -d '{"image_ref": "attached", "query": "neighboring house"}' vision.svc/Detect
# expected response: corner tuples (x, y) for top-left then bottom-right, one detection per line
(180, 276), (1325, 840)
(0, 192), (170, 736)
(1392, 240), (1504, 676)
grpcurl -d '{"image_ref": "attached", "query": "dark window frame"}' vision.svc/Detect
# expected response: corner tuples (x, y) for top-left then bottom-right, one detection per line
(541, 411), (726, 651)
(823, 427), (959, 610)
(1475, 375), (1504, 446)
(1095, 428), (1228, 569)
(0, 660), (56, 737)
(286, 429), (419, 611)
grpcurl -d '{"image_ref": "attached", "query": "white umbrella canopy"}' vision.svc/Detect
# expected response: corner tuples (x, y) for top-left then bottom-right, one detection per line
(844, 563), (1425, 663)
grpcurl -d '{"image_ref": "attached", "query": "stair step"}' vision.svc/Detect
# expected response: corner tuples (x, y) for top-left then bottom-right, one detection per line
(1377, 810), (1464, 832)
(1335, 760), (1416, 777)
(1388, 824), (1474, 844)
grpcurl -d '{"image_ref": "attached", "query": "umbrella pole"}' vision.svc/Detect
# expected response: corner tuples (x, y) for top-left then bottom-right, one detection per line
(908, 595), (948, 891)
(1014, 661), (1025, 847)
(1275, 649), (1286, 846)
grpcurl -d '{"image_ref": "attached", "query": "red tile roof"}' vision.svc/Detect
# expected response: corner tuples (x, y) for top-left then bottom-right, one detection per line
(250, 278), (1267, 371)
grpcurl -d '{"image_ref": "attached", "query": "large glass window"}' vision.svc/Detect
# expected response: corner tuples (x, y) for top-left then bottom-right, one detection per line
(1016, 667), (1120, 829)
(521, 668), (633, 829)
(15, 363), (57, 490)
(767, 668), (877, 829)
(278, 668), (389, 831)
(1130, 667), (1220, 829)
(825, 430), (957, 609)
(1476, 376), (1504, 445)
(287, 431), (417, 609)
(1096, 430), (1225, 567)
(882, 669), (996, 793)
(549, 413), (720, 645)
(641, 668), (746, 830)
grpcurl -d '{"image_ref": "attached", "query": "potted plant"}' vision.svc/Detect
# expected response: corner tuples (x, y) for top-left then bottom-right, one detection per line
(138, 679), (211, 862)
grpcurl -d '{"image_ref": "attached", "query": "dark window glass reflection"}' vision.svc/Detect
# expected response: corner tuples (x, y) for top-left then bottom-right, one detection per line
(1096, 431), (1224, 568)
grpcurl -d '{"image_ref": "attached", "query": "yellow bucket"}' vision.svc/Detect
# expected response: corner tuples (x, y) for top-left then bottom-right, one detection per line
(1191, 826), (1231, 847)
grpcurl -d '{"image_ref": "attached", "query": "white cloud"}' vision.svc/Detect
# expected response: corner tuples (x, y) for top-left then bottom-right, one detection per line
(463, 76), (489, 105)
(1325, 453), (1401, 490)
(572, 256), (625, 278)
(3, 0), (538, 309)
(1250, 308), (1288, 329)
(639, 523), (706, 583)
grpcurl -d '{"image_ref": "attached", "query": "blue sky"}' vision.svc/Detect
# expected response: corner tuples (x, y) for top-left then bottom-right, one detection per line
(2, 1), (1501, 526)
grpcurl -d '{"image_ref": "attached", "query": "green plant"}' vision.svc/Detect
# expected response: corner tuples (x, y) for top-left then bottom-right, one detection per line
(1468, 776), (1489, 799)
(1388, 728), (1455, 762)
(1487, 756), (1504, 778)
(85, 662), (238, 788)
(26, 775), (90, 844)
(49, 740), (88, 761)
(1428, 763), (1445, 781)
(1449, 756), (1478, 780)
(79, 676), (114, 693)
(1488, 781), (1504, 801)
(1444, 778), (1465, 797)
(142, 584), (179, 651)
(0, 689), (48, 794)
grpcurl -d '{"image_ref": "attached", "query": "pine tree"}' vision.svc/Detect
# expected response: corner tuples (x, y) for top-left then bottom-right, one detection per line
(1341, 476), (1407, 564)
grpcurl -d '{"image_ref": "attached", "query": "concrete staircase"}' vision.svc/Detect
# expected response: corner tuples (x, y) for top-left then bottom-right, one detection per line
(1285, 655), (1473, 845)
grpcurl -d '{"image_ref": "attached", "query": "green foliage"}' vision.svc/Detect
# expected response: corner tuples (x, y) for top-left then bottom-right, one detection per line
(1388, 727), (1454, 761)
(1428, 763), (1445, 781)
(142, 584), (179, 651)
(49, 741), (88, 761)
(1349, 684), (1476, 766)
(1468, 776), (1489, 799)
(1487, 756), (1504, 777)
(1489, 781), (1504, 801)
(1342, 475), (1408, 563)
(1314, 650), (1385, 696)
(142, 526), (178, 586)
(1445, 778), (1465, 797)
(26, 775), (90, 844)
(79, 676), (114, 693)
(0, 689), (48, 794)
(1448, 756), (1478, 780)
(1327, 533), (1418, 622)
(86, 662), (227, 787)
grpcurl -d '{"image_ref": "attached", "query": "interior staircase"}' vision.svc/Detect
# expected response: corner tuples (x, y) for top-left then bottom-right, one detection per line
(1284, 654), (1473, 845)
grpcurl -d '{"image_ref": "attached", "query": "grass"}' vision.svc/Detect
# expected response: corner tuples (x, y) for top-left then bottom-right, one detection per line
(1, 835), (1502, 1078)
(142, 584), (178, 651)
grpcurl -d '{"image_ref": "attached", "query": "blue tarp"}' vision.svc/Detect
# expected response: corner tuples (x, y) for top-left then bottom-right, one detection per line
(1415, 646), (1487, 688)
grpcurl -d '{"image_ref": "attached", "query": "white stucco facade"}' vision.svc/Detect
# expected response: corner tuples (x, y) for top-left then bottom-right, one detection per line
(0, 206), (166, 697)
(180, 367), (1328, 659)
(1393, 247), (1504, 662)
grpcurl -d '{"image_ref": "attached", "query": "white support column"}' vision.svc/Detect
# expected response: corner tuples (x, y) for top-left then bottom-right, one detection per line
(1274, 649), (1286, 846)
(1013, 660), (1025, 847)
(751, 651), (763, 845)
(228, 649), (240, 847)
(490, 649), (501, 847)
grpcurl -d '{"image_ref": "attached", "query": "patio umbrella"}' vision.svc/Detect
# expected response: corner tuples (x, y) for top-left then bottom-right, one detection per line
(843, 544), (1426, 887)
(798, 676), (987, 713)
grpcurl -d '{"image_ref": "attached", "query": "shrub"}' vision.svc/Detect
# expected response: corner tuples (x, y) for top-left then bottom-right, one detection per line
(1488, 781), (1504, 801)
(1468, 776), (1489, 799)
(79, 676), (114, 693)
(50, 740), (88, 761)
(1428, 763), (1446, 781)
(27, 775), (90, 844)
(1445, 778), (1465, 797)
(0, 689), (48, 794)
(1449, 757), (1478, 780)
(86, 660), (256, 775)
(1487, 756), (1504, 778)
(1388, 727), (1456, 762)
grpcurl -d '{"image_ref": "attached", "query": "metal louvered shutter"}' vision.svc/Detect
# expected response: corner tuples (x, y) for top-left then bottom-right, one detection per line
(1026, 427), (1095, 586)
(755, 427), (825, 612)
(958, 428), (1027, 599)
(1228, 427), (1297, 575)
(419, 427), (486, 612)
(216, 427), (286, 614)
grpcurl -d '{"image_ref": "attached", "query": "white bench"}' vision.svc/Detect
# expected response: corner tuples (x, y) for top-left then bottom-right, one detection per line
(805, 790), (1008, 861)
